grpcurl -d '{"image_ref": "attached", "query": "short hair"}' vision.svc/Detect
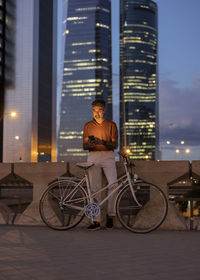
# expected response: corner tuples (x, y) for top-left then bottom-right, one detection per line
(92, 99), (106, 108)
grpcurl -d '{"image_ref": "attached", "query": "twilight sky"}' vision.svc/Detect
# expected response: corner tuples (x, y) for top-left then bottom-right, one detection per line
(111, 0), (200, 160)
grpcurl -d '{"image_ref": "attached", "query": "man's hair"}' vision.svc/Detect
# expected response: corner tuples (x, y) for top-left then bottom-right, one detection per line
(92, 99), (106, 108)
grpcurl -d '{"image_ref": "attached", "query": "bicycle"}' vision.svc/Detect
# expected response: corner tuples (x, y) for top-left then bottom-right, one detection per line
(39, 152), (168, 233)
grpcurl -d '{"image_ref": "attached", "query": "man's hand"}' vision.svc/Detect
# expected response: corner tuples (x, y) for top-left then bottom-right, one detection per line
(90, 137), (109, 146)
(87, 142), (95, 149)
(90, 137), (103, 145)
(84, 137), (113, 150)
(85, 137), (101, 149)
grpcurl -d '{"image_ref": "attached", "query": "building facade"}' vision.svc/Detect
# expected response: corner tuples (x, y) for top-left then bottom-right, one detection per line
(58, 0), (112, 162)
(0, 0), (15, 162)
(3, 0), (57, 162)
(120, 0), (159, 160)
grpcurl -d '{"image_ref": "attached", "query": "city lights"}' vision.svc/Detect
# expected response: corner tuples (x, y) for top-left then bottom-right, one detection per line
(164, 140), (192, 160)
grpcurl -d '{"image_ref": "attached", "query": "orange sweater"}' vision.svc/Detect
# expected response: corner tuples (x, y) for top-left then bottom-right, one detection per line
(83, 119), (118, 151)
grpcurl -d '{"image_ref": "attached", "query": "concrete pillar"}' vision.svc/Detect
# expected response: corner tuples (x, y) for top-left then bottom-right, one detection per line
(130, 160), (190, 230)
(13, 163), (66, 225)
(0, 163), (12, 224)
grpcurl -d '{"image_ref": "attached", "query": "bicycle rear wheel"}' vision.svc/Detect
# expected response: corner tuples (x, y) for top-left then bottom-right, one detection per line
(116, 181), (168, 233)
(39, 180), (87, 230)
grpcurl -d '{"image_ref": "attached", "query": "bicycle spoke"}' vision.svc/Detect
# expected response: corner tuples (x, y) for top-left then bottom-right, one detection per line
(119, 205), (141, 210)
(39, 180), (87, 230)
(48, 190), (61, 201)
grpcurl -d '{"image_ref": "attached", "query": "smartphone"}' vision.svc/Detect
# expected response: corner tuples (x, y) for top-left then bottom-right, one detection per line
(88, 135), (95, 141)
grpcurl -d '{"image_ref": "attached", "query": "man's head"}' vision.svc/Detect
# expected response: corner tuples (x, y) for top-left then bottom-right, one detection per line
(92, 99), (105, 124)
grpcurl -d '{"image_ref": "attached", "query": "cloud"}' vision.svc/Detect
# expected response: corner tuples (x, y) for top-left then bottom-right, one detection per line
(159, 75), (200, 146)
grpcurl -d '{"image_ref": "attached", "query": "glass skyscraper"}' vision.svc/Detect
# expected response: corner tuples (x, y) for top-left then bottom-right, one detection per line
(120, 0), (159, 160)
(58, 0), (112, 162)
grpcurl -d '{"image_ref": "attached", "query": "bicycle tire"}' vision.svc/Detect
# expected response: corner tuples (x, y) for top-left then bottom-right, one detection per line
(39, 180), (87, 230)
(116, 181), (168, 233)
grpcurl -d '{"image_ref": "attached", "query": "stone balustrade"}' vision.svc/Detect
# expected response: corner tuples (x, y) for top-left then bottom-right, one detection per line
(0, 161), (199, 230)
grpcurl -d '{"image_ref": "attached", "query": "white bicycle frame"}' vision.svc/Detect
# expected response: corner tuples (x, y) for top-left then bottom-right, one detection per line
(60, 160), (142, 211)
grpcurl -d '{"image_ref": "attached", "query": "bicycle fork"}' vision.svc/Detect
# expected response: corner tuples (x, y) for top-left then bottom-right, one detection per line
(124, 162), (142, 208)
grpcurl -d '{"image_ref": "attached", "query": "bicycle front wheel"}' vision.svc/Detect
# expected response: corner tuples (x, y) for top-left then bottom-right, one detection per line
(39, 180), (87, 230)
(116, 181), (168, 233)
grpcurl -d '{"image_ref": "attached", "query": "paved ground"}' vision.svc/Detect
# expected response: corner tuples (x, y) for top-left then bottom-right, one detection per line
(0, 226), (200, 280)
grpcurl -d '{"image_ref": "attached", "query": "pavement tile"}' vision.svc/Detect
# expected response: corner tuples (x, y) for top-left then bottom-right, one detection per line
(0, 226), (200, 280)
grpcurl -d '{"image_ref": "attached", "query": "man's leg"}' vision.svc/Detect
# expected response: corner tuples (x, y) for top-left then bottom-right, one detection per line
(101, 152), (118, 218)
(87, 153), (102, 223)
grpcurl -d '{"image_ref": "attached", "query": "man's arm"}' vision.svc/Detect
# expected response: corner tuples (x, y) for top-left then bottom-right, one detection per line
(83, 123), (95, 150)
(103, 140), (118, 150)
(83, 123), (89, 150)
(103, 122), (118, 150)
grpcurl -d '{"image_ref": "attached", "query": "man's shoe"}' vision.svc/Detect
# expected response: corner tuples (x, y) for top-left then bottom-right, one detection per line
(106, 216), (113, 228)
(87, 222), (101, 231)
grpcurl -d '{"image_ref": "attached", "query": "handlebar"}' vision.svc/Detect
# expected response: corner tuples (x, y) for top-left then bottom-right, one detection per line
(118, 151), (127, 159)
(118, 151), (135, 167)
(118, 151), (129, 165)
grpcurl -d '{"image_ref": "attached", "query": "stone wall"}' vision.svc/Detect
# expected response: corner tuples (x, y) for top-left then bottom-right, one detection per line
(0, 161), (198, 230)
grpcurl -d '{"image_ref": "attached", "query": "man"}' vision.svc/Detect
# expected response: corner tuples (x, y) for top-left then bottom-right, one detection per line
(83, 99), (118, 230)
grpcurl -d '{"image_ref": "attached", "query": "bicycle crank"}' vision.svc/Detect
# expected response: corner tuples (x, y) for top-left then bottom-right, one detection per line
(84, 202), (100, 222)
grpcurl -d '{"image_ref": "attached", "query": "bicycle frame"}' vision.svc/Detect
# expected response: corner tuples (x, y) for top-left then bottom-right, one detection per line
(61, 159), (142, 211)
(40, 154), (168, 232)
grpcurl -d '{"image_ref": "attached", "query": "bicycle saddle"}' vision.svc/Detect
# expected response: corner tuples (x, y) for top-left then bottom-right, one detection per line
(76, 162), (94, 170)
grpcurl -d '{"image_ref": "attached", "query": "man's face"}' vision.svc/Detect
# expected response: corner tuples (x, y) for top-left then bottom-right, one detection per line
(92, 105), (105, 123)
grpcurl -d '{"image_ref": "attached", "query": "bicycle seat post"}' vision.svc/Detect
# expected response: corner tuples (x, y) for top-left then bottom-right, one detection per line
(76, 162), (94, 203)
(84, 168), (93, 203)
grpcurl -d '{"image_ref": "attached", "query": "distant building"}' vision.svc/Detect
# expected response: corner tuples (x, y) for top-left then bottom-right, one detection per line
(58, 0), (112, 162)
(120, 0), (159, 160)
(0, 0), (15, 162)
(3, 0), (57, 162)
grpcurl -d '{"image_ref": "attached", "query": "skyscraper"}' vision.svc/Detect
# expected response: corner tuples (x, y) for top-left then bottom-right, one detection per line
(58, 0), (112, 162)
(120, 0), (159, 160)
(0, 0), (15, 162)
(3, 0), (57, 162)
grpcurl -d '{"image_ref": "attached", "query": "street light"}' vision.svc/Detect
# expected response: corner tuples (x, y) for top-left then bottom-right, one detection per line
(185, 148), (190, 154)
(125, 148), (131, 154)
(10, 111), (17, 118)
(1, 111), (17, 120)
(164, 140), (192, 160)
